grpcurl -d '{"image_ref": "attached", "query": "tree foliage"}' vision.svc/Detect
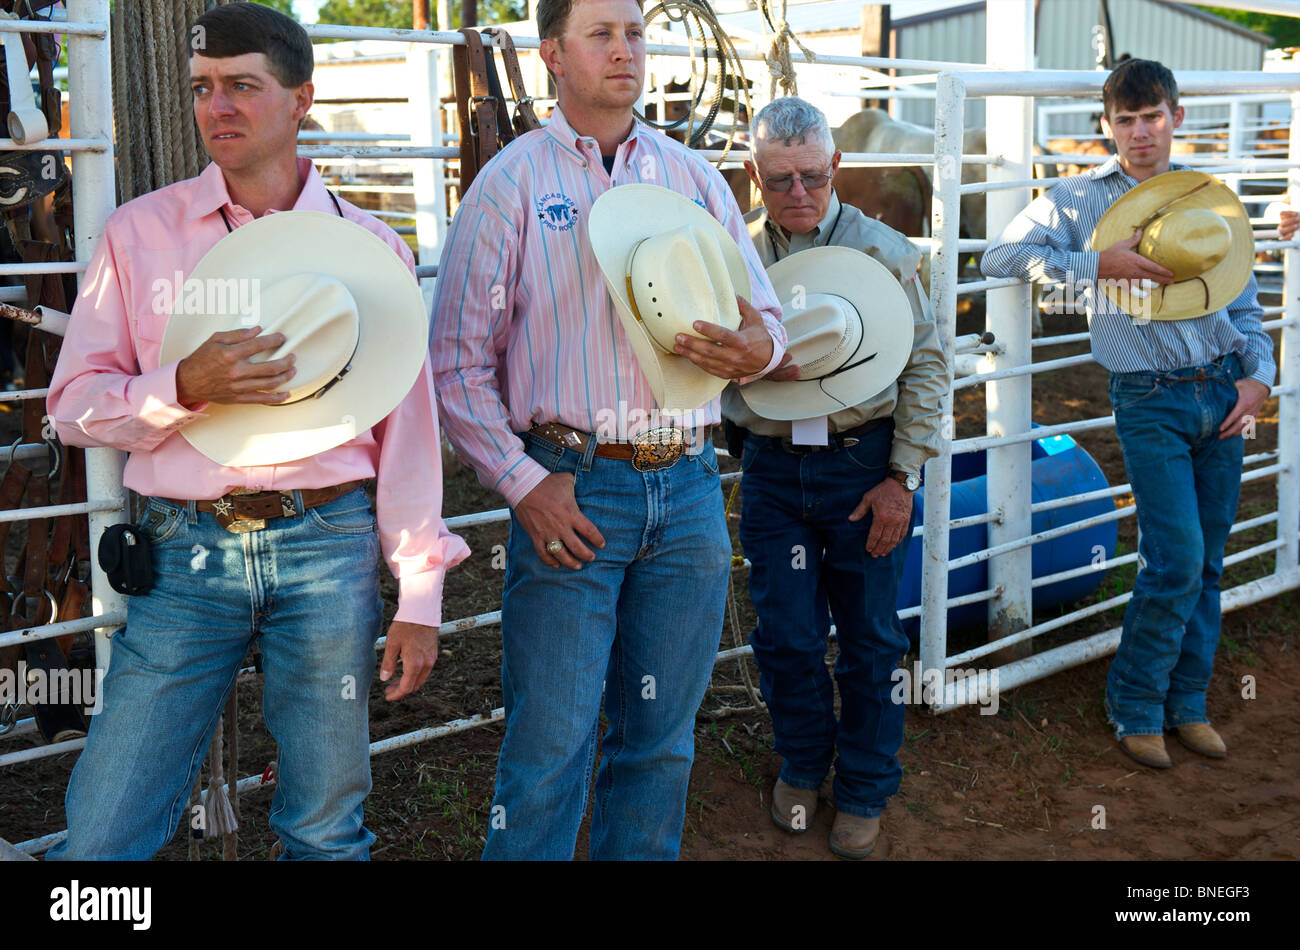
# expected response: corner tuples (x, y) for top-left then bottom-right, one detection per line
(315, 0), (527, 30)
(1196, 7), (1300, 49)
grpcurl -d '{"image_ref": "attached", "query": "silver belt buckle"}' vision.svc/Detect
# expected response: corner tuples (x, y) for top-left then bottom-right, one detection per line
(632, 427), (685, 472)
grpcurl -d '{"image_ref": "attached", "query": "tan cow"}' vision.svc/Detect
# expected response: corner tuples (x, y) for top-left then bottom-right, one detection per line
(832, 107), (989, 241)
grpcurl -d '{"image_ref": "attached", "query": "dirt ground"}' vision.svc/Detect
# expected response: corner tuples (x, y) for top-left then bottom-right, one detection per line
(0, 301), (1296, 862)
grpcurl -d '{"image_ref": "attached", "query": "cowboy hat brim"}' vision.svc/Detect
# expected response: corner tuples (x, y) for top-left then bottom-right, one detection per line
(1090, 170), (1253, 321)
(159, 211), (428, 467)
(740, 246), (914, 421)
(588, 184), (753, 415)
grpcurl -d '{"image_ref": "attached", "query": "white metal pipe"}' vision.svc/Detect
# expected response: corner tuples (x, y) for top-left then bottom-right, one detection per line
(954, 414), (1115, 454)
(920, 71), (965, 693)
(1030, 552), (1141, 590)
(1277, 89), (1300, 581)
(952, 351), (1095, 391)
(0, 18), (101, 36)
(959, 70), (1300, 99)
(0, 610), (127, 652)
(408, 43), (447, 301)
(948, 504), (1133, 572)
(69, 0), (126, 674)
(936, 569), (1300, 712)
(955, 276), (1016, 294)
(298, 146), (456, 160)
(1031, 330), (1091, 348)
(0, 262), (86, 275)
(0, 735), (85, 768)
(0, 498), (122, 523)
(0, 137), (108, 151)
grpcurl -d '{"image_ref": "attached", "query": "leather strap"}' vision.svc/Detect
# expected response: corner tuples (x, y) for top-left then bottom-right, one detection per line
(453, 28), (499, 194)
(529, 423), (711, 461)
(164, 480), (367, 523)
(484, 28), (541, 136)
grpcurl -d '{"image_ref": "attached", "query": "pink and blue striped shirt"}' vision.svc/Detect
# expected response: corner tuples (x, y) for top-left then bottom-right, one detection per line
(429, 107), (786, 506)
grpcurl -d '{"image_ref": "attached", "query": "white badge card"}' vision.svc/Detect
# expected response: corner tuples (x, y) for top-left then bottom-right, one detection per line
(790, 415), (829, 446)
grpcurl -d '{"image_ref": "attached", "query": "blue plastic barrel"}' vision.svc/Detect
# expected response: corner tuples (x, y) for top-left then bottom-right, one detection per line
(895, 432), (1117, 638)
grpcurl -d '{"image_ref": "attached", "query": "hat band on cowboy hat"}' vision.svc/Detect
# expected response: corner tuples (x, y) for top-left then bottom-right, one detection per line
(1090, 169), (1253, 321)
(159, 211), (429, 468)
(589, 184), (752, 415)
(739, 246), (913, 423)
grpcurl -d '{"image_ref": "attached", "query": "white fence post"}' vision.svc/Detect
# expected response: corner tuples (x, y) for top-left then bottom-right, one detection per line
(921, 71), (965, 703)
(983, 0), (1035, 660)
(1278, 89), (1300, 579)
(67, 0), (126, 671)
(408, 42), (446, 311)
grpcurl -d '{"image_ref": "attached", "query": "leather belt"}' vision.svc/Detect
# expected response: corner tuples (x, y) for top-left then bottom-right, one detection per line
(162, 480), (366, 534)
(768, 416), (890, 455)
(528, 423), (711, 473)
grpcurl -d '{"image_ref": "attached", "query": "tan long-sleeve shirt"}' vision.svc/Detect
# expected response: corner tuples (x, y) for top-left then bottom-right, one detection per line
(721, 192), (949, 476)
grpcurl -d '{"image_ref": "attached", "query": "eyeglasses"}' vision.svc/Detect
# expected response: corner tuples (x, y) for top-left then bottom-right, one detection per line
(760, 172), (833, 193)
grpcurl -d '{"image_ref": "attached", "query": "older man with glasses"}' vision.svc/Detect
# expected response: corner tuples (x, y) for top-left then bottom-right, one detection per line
(723, 96), (947, 858)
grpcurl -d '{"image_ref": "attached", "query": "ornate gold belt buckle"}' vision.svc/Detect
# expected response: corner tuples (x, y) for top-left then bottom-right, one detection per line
(215, 491), (267, 534)
(632, 427), (685, 472)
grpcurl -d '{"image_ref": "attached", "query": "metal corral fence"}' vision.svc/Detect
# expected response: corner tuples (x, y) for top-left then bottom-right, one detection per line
(4, 2), (1300, 854)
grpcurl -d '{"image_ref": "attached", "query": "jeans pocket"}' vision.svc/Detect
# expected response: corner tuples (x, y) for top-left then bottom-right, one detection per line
(691, 441), (720, 476)
(841, 437), (890, 473)
(137, 499), (184, 545)
(1109, 379), (1161, 412)
(306, 491), (376, 535)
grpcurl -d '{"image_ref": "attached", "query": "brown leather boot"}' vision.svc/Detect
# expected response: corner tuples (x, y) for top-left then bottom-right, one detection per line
(1118, 734), (1173, 769)
(1173, 723), (1227, 759)
(829, 811), (880, 859)
(770, 779), (819, 833)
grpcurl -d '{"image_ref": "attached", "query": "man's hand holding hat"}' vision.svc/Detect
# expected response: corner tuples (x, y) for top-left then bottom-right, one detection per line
(176, 326), (296, 408)
(672, 295), (775, 380)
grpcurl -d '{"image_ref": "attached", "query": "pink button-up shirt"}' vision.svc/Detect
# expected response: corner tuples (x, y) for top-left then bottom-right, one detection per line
(48, 159), (469, 627)
(429, 108), (786, 507)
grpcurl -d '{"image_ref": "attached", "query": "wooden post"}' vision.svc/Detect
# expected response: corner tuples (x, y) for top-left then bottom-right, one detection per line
(860, 4), (890, 112)
(414, 0), (431, 30)
(463, 0), (476, 28)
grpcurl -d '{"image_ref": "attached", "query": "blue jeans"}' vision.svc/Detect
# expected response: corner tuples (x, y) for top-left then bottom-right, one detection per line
(1105, 354), (1245, 739)
(738, 423), (911, 818)
(481, 435), (730, 860)
(47, 487), (383, 860)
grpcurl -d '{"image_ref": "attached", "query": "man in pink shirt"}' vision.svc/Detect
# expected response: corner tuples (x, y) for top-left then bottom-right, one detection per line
(430, 0), (786, 859)
(45, 2), (467, 860)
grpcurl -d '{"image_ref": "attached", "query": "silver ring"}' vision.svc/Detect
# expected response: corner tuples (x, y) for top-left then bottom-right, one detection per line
(545, 539), (565, 555)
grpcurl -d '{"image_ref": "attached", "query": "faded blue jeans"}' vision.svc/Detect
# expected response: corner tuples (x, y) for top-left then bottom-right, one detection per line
(738, 422), (910, 818)
(48, 487), (383, 860)
(1105, 353), (1246, 739)
(481, 434), (730, 860)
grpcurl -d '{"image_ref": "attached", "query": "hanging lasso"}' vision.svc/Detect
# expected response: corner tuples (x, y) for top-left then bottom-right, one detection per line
(759, 0), (816, 99)
(637, 0), (752, 166)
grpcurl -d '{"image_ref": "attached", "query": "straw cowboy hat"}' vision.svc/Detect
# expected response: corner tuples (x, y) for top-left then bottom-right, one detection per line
(588, 184), (751, 414)
(1090, 170), (1253, 321)
(739, 246), (913, 421)
(159, 211), (428, 467)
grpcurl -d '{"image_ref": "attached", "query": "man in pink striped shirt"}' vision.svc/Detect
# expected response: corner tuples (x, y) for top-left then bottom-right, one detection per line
(45, 3), (467, 860)
(430, 0), (786, 860)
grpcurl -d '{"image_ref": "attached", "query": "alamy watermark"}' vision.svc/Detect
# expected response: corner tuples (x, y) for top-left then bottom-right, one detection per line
(0, 661), (103, 716)
(891, 661), (1000, 715)
(151, 272), (262, 325)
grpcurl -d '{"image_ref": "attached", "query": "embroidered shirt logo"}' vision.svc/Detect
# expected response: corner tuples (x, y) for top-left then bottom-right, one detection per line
(691, 197), (706, 209)
(536, 193), (579, 232)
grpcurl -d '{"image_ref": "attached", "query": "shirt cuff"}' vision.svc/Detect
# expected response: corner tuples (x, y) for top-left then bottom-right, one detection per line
(393, 568), (447, 628)
(733, 332), (786, 386)
(135, 361), (209, 431)
(1248, 363), (1276, 388)
(888, 443), (931, 478)
(1068, 251), (1099, 287)
(499, 454), (551, 508)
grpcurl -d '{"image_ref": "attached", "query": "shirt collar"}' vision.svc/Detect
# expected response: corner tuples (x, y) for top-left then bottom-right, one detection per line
(184, 158), (337, 221)
(763, 190), (842, 246)
(544, 105), (642, 163)
(1090, 153), (1191, 183)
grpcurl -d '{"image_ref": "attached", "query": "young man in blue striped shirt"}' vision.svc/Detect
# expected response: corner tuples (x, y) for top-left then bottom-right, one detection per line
(981, 59), (1275, 769)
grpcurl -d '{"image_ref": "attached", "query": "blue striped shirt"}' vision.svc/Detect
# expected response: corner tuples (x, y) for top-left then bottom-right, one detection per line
(980, 157), (1276, 386)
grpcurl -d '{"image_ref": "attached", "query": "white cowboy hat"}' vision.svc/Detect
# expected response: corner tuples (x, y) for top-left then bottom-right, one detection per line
(1090, 170), (1253, 321)
(739, 246), (912, 421)
(588, 184), (751, 414)
(159, 211), (428, 467)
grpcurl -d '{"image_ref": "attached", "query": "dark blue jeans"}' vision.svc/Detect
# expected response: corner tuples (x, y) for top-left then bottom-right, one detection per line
(1105, 353), (1246, 738)
(739, 423), (911, 818)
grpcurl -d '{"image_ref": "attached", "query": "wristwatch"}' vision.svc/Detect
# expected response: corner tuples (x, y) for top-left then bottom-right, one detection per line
(889, 469), (921, 492)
